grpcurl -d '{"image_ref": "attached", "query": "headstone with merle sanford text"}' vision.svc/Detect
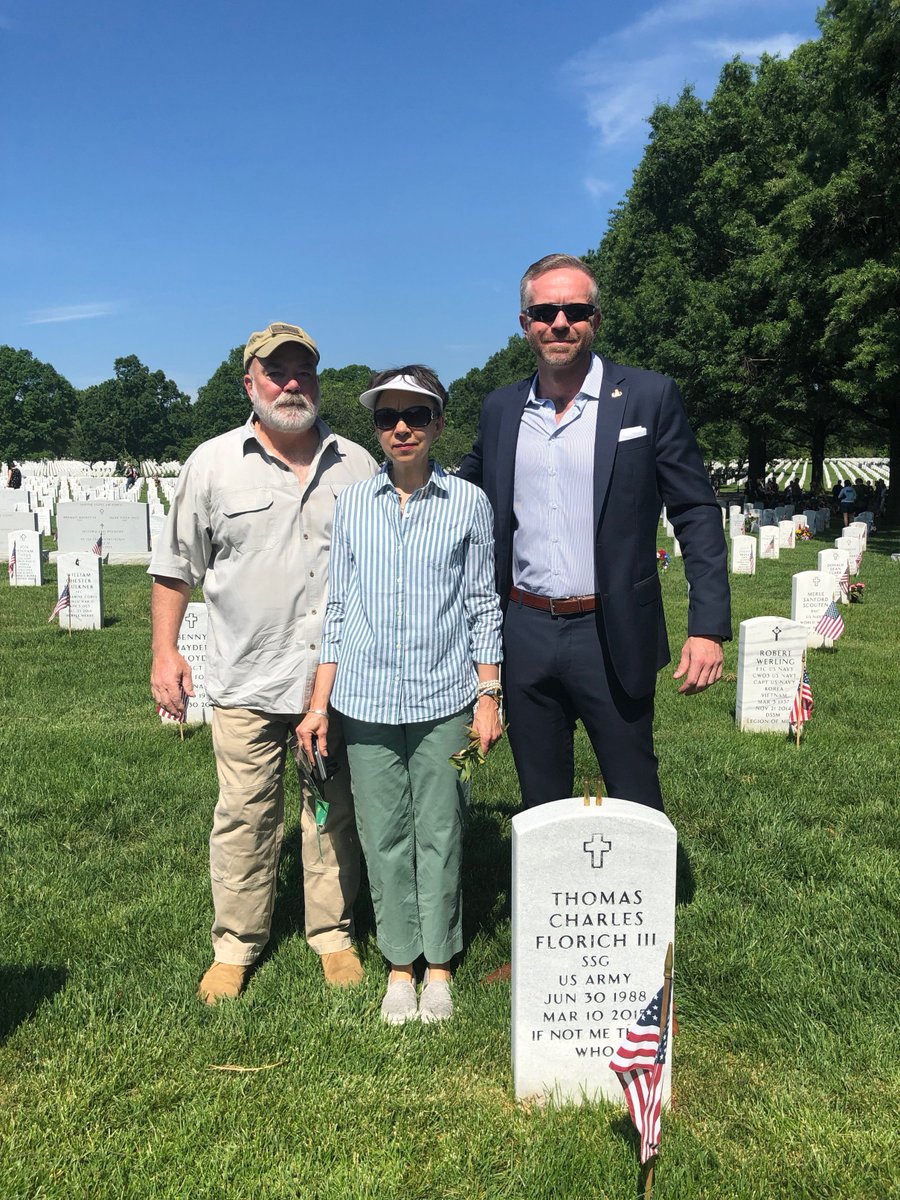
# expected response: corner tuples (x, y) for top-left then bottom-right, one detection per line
(512, 797), (675, 1106)
(791, 571), (836, 649)
(55, 552), (104, 629)
(7, 529), (42, 585)
(735, 616), (807, 732)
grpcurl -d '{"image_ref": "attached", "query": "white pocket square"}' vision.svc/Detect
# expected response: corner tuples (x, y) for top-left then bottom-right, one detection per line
(618, 425), (647, 442)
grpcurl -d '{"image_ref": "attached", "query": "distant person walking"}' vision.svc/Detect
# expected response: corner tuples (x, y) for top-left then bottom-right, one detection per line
(837, 480), (857, 526)
(7, 461), (21, 489)
(149, 322), (377, 1004)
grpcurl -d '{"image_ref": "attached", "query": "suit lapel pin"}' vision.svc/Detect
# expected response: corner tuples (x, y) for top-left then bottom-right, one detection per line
(611, 387), (622, 398)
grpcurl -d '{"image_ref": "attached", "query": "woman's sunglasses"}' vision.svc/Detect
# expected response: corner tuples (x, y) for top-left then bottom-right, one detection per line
(373, 405), (438, 431)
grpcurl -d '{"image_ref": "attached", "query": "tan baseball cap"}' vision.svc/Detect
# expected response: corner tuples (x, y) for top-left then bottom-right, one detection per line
(243, 322), (320, 369)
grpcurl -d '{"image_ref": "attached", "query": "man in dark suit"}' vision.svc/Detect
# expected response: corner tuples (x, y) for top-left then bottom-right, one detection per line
(457, 253), (730, 811)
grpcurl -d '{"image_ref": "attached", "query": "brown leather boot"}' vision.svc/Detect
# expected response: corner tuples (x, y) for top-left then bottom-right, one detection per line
(321, 947), (364, 987)
(197, 962), (248, 1005)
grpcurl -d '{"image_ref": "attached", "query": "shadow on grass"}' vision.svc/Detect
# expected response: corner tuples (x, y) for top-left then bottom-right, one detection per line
(867, 526), (900, 557)
(463, 800), (514, 947)
(675, 842), (696, 908)
(0, 964), (68, 1042)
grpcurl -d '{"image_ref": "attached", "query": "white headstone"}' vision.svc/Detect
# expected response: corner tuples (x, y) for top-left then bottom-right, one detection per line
(846, 522), (868, 550)
(512, 797), (675, 1106)
(7, 529), (43, 585)
(835, 536), (862, 574)
(735, 617), (808, 732)
(792, 514), (809, 531)
(56, 502), (150, 555)
(33, 506), (52, 536)
(672, 538), (682, 558)
(177, 602), (213, 724)
(730, 534), (757, 575)
(761, 508), (775, 527)
(758, 526), (780, 559)
(0, 510), (39, 546)
(791, 571), (836, 648)
(729, 514), (744, 540)
(817, 549), (850, 604)
(778, 520), (795, 550)
(803, 510), (819, 532)
(54, 552), (104, 629)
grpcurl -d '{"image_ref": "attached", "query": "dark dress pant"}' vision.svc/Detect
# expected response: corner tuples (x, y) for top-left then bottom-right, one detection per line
(503, 600), (664, 811)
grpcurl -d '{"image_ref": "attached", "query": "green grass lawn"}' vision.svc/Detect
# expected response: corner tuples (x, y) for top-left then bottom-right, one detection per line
(1, 527), (898, 1199)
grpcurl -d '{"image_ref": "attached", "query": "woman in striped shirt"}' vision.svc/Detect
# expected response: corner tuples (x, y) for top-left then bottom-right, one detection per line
(299, 365), (503, 1025)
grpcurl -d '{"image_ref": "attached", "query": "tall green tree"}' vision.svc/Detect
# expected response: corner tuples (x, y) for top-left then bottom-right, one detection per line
(186, 347), (248, 456)
(0, 346), (77, 459)
(73, 356), (191, 462)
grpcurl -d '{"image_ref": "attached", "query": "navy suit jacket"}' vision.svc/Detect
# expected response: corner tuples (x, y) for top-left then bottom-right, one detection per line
(456, 357), (731, 699)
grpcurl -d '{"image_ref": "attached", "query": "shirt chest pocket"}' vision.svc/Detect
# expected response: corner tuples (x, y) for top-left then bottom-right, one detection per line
(219, 488), (277, 552)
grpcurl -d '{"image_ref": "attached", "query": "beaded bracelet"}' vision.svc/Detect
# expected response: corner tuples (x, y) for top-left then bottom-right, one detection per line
(308, 708), (329, 717)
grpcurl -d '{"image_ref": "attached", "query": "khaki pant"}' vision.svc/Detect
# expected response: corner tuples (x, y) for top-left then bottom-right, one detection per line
(209, 707), (360, 965)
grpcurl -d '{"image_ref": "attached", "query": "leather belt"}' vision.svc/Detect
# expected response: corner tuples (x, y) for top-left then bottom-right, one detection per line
(509, 586), (597, 616)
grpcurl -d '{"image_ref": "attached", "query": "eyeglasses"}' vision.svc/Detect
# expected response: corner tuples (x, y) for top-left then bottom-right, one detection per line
(523, 303), (598, 324)
(373, 405), (438, 431)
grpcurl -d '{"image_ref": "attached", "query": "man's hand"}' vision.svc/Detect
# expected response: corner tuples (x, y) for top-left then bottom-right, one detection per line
(672, 635), (724, 695)
(150, 649), (195, 716)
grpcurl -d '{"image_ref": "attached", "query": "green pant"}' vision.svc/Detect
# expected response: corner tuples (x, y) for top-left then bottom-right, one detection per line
(342, 710), (469, 965)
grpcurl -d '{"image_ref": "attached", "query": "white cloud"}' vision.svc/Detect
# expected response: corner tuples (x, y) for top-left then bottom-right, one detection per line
(698, 34), (805, 60)
(27, 303), (116, 325)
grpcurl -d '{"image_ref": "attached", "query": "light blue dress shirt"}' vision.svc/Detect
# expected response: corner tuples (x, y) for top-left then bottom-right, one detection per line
(320, 462), (503, 724)
(512, 354), (604, 597)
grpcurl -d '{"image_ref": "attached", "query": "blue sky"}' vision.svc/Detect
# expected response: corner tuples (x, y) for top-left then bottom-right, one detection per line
(1, 0), (822, 395)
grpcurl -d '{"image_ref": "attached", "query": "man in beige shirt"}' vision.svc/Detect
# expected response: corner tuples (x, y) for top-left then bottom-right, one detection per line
(149, 322), (377, 1003)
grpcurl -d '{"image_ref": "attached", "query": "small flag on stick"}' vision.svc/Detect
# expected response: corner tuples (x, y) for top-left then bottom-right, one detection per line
(91, 534), (103, 556)
(838, 566), (850, 599)
(789, 663), (814, 743)
(48, 581), (71, 622)
(8, 542), (16, 581)
(158, 686), (189, 727)
(610, 946), (673, 1167)
(815, 600), (845, 642)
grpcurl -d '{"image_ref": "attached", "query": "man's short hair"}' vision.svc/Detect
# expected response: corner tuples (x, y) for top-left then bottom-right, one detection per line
(519, 254), (601, 311)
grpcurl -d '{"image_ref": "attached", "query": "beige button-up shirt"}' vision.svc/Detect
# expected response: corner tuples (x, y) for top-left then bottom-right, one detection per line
(149, 415), (378, 712)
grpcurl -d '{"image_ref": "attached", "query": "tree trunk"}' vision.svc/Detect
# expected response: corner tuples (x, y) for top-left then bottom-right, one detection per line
(746, 425), (767, 490)
(810, 411), (828, 495)
(885, 400), (900, 525)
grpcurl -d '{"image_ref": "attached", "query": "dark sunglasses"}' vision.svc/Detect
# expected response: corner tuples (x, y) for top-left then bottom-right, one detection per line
(373, 405), (438, 431)
(523, 303), (598, 324)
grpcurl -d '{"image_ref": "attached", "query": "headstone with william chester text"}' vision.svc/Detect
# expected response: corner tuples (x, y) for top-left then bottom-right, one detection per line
(54, 552), (104, 629)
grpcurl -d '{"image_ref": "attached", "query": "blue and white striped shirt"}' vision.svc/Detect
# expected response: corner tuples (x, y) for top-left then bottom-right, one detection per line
(512, 354), (604, 597)
(320, 462), (503, 724)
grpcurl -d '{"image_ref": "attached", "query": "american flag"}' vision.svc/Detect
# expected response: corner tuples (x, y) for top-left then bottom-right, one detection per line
(91, 534), (103, 556)
(7, 542), (15, 580)
(48, 581), (71, 622)
(610, 986), (670, 1164)
(815, 600), (845, 641)
(158, 686), (188, 724)
(838, 566), (850, 599)
(789, 666), (814, 733)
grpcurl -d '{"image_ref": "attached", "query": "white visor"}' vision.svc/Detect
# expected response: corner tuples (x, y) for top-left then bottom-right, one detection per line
(359, 374), (444, 412)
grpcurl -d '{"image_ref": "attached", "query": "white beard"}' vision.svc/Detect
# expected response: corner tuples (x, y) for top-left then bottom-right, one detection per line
(250, 380), (319, 433)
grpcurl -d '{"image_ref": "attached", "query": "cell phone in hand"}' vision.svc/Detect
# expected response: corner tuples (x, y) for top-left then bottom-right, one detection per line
(311, 734), (340, 785)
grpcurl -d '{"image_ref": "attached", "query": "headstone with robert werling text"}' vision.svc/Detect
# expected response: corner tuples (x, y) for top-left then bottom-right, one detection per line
(512, 797), (675, 1106)
(55, 552), (104, 629)
(7, 529), (42, 585)
(730, 534), (756, 575)
(56, 501), (150, 556)
(759, 525), (780, 559)
(817, 548), (850, 604)
(735, 616), (807, 733)
(791, 571), (836, 649)
(778, 519), (796, 550)
(176, 602), (213, 724)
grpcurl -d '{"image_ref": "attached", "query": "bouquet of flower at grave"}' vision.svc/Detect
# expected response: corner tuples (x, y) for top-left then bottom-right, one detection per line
(797, 525), (813, 541)
(743, 515), (756, 534)
(849, 581), (866, 602)
(657, 548), (671, 570)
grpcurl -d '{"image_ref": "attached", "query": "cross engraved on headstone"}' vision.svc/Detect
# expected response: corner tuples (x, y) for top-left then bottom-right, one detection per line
(772, 625), (782, 641)
(184, 612), (198, 629)
(583, 833), (612, 869)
